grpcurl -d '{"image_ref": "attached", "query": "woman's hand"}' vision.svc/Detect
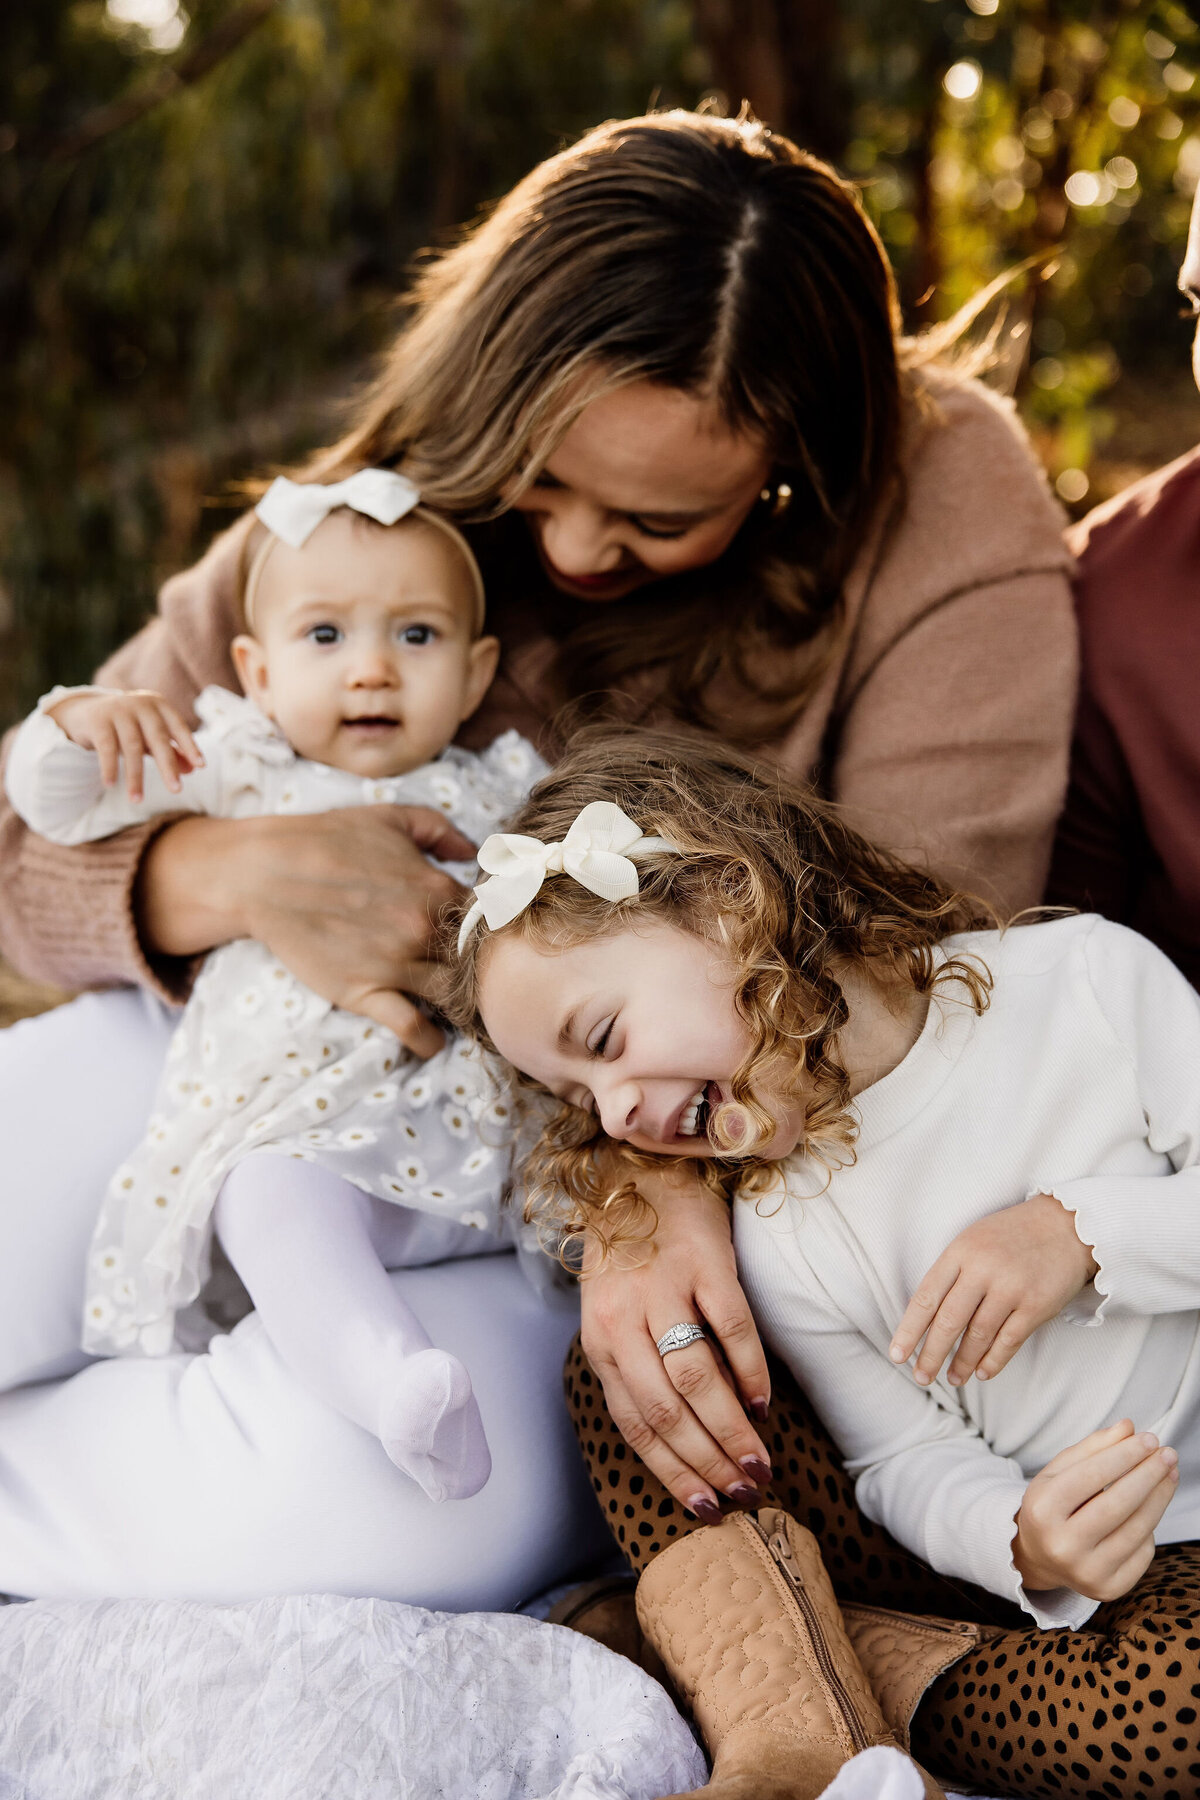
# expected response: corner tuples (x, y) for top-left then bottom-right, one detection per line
(49, 689), (203, 801)
(136, 805), (474, 1056)
(1013, 1419), (1178, 1600)
(578, 1162), (773, 1519)
(888, 1191), (1099, 1389)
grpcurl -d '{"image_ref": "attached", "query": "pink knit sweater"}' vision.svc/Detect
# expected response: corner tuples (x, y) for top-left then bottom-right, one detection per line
(0, 376), (1077, 1002)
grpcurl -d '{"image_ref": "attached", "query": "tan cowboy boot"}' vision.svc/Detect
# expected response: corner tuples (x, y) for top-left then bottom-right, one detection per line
(552, 1567), (993, 1756)
(635, 1507), (947, 1799)
(841, 1602), (1000, 1752)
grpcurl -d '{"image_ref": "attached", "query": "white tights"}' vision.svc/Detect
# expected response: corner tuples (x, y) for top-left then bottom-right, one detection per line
(0, 990), (608, 1603)
(214, 1161), (492, 1500)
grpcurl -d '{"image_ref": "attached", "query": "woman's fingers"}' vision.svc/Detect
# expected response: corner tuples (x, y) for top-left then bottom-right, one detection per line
(614, 1330), (763, 1499)
(591, 1340), (743, 1508)
(694, 1275), (771, 1418)
(655, 1332), (773, 1487)
(390, 804), (476, 867)
(355, 987), (445, 1059)
(889, 1257), (959, 1367)
(591, 1362), (723, 1520)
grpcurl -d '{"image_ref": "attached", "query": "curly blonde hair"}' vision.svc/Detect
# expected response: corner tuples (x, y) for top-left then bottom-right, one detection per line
(439, 726), (994, 1263)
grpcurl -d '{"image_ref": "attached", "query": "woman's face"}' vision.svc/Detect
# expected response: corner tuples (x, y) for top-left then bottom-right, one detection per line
(1180, 181), (1200, 392)
(477, 918), (805, 1160)
(511, 381), (772, 604)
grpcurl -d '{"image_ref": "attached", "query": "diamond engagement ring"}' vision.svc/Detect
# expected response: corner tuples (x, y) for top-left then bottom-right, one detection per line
(656, 1322), (708, 1358)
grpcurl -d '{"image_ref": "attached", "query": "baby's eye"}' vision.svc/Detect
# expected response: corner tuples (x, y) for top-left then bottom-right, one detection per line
(587, 1017), (615, 1058)
(306, 623), (342, 646)
(400, 624), (437, 646)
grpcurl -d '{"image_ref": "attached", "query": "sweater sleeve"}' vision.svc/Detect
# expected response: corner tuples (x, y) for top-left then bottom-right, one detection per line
(816, 379), (1078, 916)
(4, 691), (225, 847)
(0, 514), (251, 1001)
(1031, 919), (1200, 1321)
(1044, 676), (1142, 924)
(735, 1210), (1096, 1629)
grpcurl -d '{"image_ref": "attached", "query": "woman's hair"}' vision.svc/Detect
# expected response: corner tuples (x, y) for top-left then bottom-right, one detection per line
(309, 109), (913, 742)
(439, 725), (994, 1263)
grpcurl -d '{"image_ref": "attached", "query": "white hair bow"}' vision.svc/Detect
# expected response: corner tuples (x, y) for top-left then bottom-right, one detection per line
(457, 801), (676, 952)
(255, 468), (421, 548)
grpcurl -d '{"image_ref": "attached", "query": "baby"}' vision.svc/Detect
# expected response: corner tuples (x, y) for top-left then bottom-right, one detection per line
(5, 469), (548, 1502)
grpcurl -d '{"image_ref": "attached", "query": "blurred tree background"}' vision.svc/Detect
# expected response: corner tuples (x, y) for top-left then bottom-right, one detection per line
(3, 0), (1198, 734)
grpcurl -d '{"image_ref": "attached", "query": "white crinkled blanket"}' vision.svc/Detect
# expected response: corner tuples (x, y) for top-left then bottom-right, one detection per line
(0, 1595), (706, 1799)
(0, 1593), (1008, 1800)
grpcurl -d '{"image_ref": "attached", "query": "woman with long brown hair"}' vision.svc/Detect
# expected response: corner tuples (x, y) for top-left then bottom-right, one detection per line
(0, 110), (1073, 1608)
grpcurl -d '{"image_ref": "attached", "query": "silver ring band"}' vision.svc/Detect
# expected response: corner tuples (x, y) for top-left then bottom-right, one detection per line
(656, 1322), (707, 1358)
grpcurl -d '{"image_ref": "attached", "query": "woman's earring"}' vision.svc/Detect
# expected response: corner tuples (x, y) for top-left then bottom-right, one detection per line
(759, 481), (793, 516)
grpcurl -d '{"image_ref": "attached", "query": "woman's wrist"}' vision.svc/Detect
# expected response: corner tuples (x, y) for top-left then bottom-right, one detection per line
(134, 813), (256, 957)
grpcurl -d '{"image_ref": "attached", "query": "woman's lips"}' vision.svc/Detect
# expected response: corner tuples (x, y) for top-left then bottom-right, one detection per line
(535, 542), (646, 600)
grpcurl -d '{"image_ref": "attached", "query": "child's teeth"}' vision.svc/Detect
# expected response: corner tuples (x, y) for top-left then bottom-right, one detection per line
(678, 1087), (706, 1136)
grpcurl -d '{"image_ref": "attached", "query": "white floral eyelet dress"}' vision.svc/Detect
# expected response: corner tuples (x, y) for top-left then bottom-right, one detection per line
(5, 685), (549, 1358)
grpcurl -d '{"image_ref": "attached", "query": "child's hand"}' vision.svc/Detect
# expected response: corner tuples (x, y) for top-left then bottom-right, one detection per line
(48, 690), (203, 801)
(1013, 1419), (1178, 1600)
(889, 1191), (1099, 1388)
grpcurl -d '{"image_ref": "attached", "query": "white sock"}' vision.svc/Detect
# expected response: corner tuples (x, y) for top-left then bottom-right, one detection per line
(215, 1159), (491, 1501)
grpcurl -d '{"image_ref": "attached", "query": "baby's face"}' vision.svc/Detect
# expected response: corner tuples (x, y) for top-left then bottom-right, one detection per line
(477, 918), (806, 1161)
(233, 511), (498, 777)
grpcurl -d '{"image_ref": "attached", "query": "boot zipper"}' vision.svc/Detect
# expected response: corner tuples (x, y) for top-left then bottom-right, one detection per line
(747, 1516), (873, 1754)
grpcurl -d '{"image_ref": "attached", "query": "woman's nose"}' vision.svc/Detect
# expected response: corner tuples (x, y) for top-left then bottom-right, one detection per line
(539, 501), (624, 577)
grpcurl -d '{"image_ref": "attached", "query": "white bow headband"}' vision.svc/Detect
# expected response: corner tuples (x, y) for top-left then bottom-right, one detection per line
(243, 470), (486, 633)
(457, 801), (677, 953)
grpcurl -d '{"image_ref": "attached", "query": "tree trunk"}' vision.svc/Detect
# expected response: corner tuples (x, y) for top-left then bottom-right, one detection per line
(690, 0), (848, 162)
(429, 0), (468, 233)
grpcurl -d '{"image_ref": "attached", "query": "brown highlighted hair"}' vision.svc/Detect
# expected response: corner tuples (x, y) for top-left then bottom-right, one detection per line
(440, 726), (994, 1263)
(310, 109), (912, 742)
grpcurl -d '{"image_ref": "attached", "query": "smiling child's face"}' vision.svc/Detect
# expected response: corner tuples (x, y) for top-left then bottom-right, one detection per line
(232, 511), (499, 777)
(477, 917), (805, 1160)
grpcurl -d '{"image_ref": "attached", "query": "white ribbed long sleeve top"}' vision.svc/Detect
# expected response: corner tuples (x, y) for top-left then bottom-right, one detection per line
(734, 914), (1200, 1629)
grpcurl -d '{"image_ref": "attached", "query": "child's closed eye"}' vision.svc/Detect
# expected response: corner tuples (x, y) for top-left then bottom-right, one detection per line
(587, 1018), (615, 1057)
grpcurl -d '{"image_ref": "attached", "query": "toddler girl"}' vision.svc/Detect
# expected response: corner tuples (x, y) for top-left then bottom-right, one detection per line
(5, 470), (548, 1502)
(441, 726), (1200, 1793)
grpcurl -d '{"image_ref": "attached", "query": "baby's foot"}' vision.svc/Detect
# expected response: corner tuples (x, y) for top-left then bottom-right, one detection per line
(380, 1347), (492, 1502)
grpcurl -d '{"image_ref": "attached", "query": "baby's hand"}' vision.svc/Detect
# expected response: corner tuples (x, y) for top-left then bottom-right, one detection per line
(888, 1191), (1099, 1388)
(48, 690), (203, 801)
(1013, 1419), (1178, 1600)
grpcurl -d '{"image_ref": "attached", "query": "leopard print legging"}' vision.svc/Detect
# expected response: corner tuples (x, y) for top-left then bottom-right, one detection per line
(565, 1338), (1200, 1800)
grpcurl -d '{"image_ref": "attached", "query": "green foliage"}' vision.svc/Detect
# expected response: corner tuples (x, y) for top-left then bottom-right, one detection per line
(838, 0), (1200, 497)
(2, 0), (1198, 726)
(0, 0), (705, 723)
